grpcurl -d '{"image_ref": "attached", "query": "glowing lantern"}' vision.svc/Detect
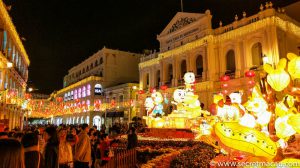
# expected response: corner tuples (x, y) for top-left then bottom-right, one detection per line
(245, 70), (255, 77)
(264, 58), (290, 92)
(160, 85), (168, 91)
(56, 97), (63, 102)
(220, 75), (230, 82)
(138, 90), (145, 94)
(287, 53), (300, 79)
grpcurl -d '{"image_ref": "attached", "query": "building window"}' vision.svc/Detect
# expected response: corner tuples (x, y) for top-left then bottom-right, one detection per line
(87, 84), (91, 96)
(100, 71), (103, 77)
(74, 89), (78, 99)
(2, 31), (7, 52)
(100, 57), (103, 64)
(226, 50), (236, 74)
(181, 60), (187, 78)
(83, 68), (85, 73)
(95, 60), (98, 66)
(87, 66), (89, 72)
(78, 88), (82, 98)
(251, 42), (263, 67)
(91, 63), (93, 69)
(119, 95), (124, 102)
(71, 91), (74, 100)
(82, 86), (86, 98)
(196, 55), (203, 76)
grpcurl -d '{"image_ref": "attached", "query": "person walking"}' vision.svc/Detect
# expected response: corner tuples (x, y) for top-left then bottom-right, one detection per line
(22, 133), (41, 168)
(43, 126), (59, 168)
(58, 128), (73, 168)
(127, 127), (138, 149)
(74, 124), (91, 168)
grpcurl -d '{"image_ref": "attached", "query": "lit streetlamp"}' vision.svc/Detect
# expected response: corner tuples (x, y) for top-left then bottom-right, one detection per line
(128, 85), (137, 126)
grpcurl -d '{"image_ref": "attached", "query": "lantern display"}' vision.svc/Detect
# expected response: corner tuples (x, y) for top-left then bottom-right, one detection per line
(287, 52), (300, 80)
(264, 58), (290, 92)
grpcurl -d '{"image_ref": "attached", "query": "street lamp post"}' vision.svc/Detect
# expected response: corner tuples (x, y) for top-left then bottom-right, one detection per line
(128, 85), (137, 126)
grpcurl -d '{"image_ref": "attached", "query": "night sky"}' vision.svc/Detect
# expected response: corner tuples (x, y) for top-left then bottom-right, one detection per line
(3, 0), (298, 94)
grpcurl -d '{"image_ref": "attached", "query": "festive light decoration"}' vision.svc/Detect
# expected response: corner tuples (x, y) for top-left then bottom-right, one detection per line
(264, 58), (290, 92)
(215, 122), (277, 159)
(287, 53), (300, 80)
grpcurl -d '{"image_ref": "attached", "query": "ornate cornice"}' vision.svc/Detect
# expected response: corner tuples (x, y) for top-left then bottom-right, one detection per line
(0, 0), (30, 65)
(138, 57), (160, 69)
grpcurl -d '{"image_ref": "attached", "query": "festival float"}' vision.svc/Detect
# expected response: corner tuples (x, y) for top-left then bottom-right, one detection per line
(141, 53), (300, 166)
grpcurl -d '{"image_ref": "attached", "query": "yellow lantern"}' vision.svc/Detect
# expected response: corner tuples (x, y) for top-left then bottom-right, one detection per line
(264, 58), (290, 92)
(287, 52), (300, 79)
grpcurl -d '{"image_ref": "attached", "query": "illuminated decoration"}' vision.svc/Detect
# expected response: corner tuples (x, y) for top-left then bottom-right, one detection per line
(287, 52), (300, 80)
(138, 90), (145, 94)
(245, 70), (255, 78)
(243, 86), (271, 135)
(220, 75), (230, 95)
(184, 72), (195, 93)
(215, 122), (277, 160)
(151, 91), (164, 117)
(87, 84), (91, 96)
(264, 58), (290, 92)
(160, 85), (168, 91)
(144, 72), (209, 129)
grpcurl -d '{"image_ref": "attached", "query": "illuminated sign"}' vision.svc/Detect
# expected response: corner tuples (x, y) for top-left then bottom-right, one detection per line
(94, 84), (102, 95)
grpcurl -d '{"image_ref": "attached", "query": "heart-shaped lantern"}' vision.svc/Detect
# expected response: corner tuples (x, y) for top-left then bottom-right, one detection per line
(264, 58), (290, 92)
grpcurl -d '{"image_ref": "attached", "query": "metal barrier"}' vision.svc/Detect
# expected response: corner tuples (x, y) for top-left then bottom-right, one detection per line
(100, 148), (137, 168)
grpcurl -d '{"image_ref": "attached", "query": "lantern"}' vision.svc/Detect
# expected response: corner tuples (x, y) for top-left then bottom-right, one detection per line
(56, 97), (63, 103)
(220, 75), (230, 82)
(160, 85), (168, 91)
(138, 90), (145, 94)
(287, 53), (300, 79)
(245, 70), (255, 77)
(264, 58), (290, 92)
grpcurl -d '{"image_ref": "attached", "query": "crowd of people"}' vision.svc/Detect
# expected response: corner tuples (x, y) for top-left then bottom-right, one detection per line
(0, 123), (138, 168)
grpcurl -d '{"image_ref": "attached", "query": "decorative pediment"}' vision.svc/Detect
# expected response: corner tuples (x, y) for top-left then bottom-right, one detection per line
(159, 12), (205, 36)
(167, 17), (197, 34)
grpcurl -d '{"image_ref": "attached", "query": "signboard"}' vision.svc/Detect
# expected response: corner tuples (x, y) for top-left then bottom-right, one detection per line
(94, 84), (103, 95)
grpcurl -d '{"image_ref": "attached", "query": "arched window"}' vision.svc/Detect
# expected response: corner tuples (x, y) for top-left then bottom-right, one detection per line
(82, 68), (85, 73)
(87, 66), (89, 71)
(146, 73), (149, 86)
(196, 55), (203, 76)
(181, 60), (187, 78)
(119, 95), (124, 102)
(226, 50), (236, 74)
(95, 60), (98, 66)
(100, 57), (103, 64)
(156, 70), (160, 87)
(100, 71), (103, 77)
(251, 42), (263, 67)
(91, 63), (93, 69)
(87, 84), (91, 96)
(167, 64), (173, 83)
(82, 86), (86, 97)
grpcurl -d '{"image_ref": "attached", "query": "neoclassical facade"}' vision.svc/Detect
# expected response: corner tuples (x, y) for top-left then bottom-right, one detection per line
(0, 1), (30, 130)
(139, 4), (300, 112)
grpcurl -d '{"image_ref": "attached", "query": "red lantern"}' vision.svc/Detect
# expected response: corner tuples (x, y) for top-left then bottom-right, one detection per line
(160, 85), (168, 91)
(245, 70), (255, 77)
(220, 75), (230, 82)
(150, 88), (156, 93)
(25, 93), (31, 100)
(75, 99), (80, 103)
(56, 97), (63, 102)
(138, 90), (145, 94)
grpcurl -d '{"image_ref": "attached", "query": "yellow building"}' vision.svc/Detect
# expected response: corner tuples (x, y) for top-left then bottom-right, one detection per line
(0, 0), (30, 130)
(50, 47), (141, 128)
(139, 3), (300, 115)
